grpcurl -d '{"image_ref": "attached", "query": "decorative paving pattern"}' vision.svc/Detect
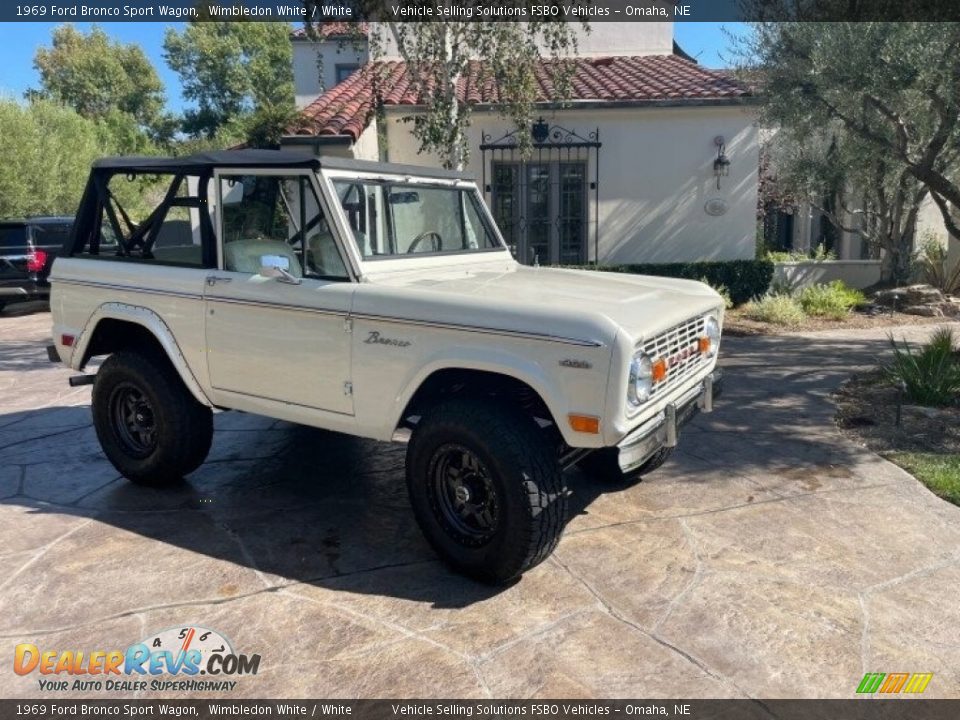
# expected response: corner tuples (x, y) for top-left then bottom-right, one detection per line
(1, 304), (958, 699)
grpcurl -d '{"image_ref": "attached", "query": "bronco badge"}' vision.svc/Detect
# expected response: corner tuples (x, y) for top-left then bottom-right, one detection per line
(364, 331), (412, 348)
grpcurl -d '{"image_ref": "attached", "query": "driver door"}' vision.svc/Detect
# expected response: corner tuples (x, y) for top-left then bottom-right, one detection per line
(203, 170), (355, 416)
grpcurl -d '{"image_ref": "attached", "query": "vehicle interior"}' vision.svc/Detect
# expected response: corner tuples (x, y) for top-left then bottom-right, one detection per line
(333, 179), (498, 259)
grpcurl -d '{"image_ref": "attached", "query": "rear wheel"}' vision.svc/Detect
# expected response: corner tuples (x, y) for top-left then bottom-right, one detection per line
(92, 351), (212, 486)
(406, 399), (567, 584)
(577, 446), (673, 486)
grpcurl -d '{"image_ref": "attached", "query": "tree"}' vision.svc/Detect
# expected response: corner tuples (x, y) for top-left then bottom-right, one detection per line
(303, 4), (585, 169)
(0, 100), (159, 219)
(742, 20), (960, 250)
(164, 20), (295, 141)
(31, 24), (169, 140)
(764, 126), (926, 282)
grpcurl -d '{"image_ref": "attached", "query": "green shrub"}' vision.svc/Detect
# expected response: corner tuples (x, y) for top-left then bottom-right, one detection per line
(566, 260), (773, 306)
(743, 294), (807, 326)
(763, 243), (837, 263)
(885, 328), (960, 407)
(797, 280), (866, 319)
(913, 233), (960, 295)
(699, 276), (734, 309)
(764, 251), (800, 262)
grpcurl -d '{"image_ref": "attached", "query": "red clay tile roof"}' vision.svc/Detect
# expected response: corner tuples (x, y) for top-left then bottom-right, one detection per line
(290, 54), (751, 141)
(290, 22), (368, 40)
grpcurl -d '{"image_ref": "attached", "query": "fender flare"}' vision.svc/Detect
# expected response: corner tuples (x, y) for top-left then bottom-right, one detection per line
(74, 302), (214, 408)
(385, 346), (580, 445)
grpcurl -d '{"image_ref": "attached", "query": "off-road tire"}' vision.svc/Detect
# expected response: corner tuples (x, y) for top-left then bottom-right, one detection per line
(406, 399), (567, 584)
(92, 351), (213, 486)
(577, 446), (674, 486)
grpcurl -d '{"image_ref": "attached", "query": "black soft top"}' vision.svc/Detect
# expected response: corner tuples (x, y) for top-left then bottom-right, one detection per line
(66, 150), (472, 258)
(89, 149), (470, 180)
(91, 149), (320, 174)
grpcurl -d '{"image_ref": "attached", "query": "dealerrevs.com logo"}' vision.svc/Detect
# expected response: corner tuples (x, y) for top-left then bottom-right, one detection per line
(14, 626), (260, 693)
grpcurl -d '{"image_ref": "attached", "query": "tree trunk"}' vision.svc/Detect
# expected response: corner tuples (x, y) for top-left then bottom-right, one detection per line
(440, 24), (463, 171)
(879, 205), (919, 285)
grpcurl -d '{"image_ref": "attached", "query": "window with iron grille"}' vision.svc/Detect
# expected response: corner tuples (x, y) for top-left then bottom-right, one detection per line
(481, 121), (600, 266)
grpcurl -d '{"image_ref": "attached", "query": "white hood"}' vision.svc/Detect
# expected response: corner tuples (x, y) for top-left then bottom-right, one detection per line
(358, 263), (723, 345)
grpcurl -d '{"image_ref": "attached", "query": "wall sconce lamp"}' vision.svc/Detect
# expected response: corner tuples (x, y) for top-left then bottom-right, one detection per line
(713, 135), (731, 190)
(531, 117), (550, 144)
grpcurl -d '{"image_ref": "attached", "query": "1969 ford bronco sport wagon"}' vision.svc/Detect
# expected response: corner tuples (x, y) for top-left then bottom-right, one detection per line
(49, 150), (723, 583)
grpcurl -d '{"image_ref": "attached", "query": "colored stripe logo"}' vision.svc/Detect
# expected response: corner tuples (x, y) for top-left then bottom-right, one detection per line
(856, 672), (933, 694)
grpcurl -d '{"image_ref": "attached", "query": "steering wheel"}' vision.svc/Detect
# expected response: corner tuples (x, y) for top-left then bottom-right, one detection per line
(407, 231), (442, 253)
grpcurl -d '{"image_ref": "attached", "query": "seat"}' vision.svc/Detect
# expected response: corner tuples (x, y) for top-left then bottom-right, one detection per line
(223, 239), (302, 277)
(151, 219), (203, 265)
(306, 231), (348, 277)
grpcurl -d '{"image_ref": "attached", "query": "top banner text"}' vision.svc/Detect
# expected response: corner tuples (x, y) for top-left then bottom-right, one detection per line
(5, 1), (960, 23)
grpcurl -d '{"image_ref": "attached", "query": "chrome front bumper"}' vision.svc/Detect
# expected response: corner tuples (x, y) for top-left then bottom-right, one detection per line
(616, 369), (723, 473)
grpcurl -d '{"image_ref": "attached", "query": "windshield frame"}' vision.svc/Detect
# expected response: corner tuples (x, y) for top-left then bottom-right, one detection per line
(317, 168), (511, 270)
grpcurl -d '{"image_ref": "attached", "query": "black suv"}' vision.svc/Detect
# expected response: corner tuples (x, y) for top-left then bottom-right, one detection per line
(0, 216), (73, 312)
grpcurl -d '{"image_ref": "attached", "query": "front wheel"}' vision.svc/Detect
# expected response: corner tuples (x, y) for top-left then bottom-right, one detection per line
(406, 399), (567, 584)
(92, 351), (213, 486)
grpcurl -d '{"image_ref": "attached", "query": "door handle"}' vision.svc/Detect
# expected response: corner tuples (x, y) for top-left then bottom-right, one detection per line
(206, 276), (233, 287)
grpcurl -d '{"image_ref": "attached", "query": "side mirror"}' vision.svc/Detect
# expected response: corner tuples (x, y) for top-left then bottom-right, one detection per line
(258, 255), (301, 285)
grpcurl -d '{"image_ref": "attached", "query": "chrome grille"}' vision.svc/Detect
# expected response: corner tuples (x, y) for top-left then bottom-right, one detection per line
(643, 316), (707, 400)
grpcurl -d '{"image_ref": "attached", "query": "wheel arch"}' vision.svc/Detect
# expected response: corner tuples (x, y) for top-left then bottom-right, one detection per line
(75, 303), (213, 407)
(389, 356), (577, 445)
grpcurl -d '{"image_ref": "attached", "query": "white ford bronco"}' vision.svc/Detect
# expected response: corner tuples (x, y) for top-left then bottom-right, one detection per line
(49, 150), (723, 583)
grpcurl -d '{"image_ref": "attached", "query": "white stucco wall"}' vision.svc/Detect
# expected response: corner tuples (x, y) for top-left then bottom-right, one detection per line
(372, 22), (673, 60)
(293, 39), (368, 109)
(351, 121), (381, 161)
(773, 260), (882, 290)
(378, 104), (759, 264)
(568, 22), (674, 57)
(369, 22), (674, 61)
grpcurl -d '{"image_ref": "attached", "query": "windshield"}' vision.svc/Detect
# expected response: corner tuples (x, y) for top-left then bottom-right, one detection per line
(331, 179), (502, 259)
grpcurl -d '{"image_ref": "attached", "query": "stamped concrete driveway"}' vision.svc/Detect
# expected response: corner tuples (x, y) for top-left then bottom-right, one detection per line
(1, 305), (959, 700)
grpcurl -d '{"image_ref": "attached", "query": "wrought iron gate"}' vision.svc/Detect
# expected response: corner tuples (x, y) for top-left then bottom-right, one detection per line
(480, 120), (600, 265)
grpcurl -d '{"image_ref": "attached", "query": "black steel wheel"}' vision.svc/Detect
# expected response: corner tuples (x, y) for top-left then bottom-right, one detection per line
(109, 382), (158, 458)
(92, 350), (213, 486)
(406, 398), (567, 584)
(428, 443), (501, 545)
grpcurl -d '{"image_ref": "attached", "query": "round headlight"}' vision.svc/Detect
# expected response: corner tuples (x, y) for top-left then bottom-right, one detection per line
(628, 352), (654, 406)
(704, 315), (721, 357)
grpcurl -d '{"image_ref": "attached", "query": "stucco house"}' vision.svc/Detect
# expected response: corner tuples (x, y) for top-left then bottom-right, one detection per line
(282, 23), (759, 266)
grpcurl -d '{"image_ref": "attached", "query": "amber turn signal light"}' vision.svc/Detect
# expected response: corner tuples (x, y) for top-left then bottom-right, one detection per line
(568, 414), (600, 434)
(651, 358), (667, 383)
(698, 336), (711, 354)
